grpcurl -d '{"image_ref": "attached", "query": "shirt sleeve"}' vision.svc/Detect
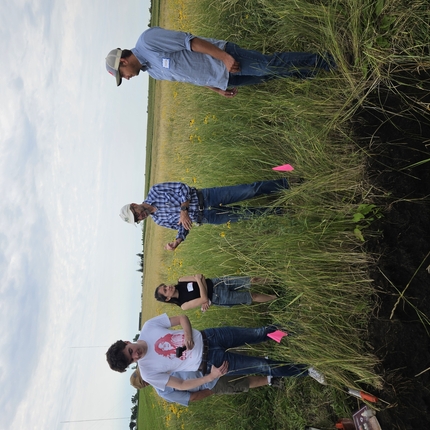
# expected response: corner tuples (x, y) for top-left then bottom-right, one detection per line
(141, 313), (171, 334)
(176, 225), (190, 242)
(155, 387), (191, 407)
(142, 27), (195, 53)
(171, 182), (192, 241)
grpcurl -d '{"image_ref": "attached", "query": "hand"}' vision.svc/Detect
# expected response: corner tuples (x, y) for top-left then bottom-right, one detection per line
(210, 361), (229, 379)
(178, 211), (193, 230)
(218, 87), (238, 98)
(222, 53), (241, 73)
(201, 301), (211, 312)
(184, 336), (194, 350)
(164, 239), (181, 251)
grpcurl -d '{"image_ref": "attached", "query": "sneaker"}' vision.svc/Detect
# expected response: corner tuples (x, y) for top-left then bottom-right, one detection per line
(270, 377), (285, 389)
(308, 367), (327, 385)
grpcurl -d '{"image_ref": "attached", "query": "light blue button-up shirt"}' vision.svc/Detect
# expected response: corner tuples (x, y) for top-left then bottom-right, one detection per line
(155, 371), (219, 406)
(131, 27), (229, 90)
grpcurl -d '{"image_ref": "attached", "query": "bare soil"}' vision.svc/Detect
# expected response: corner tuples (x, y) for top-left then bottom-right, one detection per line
(355, 71), (430, 429)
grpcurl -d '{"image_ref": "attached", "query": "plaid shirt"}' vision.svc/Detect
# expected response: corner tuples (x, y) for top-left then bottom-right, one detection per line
(144, 182), (201, 241)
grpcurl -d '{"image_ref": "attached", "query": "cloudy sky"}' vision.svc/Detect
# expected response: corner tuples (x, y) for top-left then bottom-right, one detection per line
(1, 1), (151, 428)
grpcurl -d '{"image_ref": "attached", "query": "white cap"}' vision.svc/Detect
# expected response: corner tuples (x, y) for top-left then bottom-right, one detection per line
(119, 204), (136, 226)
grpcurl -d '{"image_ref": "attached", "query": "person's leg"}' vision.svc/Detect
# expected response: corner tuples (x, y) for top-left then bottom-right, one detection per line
(251, 292), (277, 303)
(202, 205), (282, 225)
(210, 277), (253, 307)
(248, 375), (270, 388)
(211, 350), (308, 377)
(202, 179), (288, 208)
(211, 375), (270, 393)
(212, 276), (275, 304)
(204, 325), (275, 350)
(225, 42), (336, 86)
(210, 375), (251, 394)
(203, 326), (308, 377)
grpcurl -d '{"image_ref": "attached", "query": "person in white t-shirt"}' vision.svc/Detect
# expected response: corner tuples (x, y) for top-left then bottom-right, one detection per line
(106, 314), (326, 391)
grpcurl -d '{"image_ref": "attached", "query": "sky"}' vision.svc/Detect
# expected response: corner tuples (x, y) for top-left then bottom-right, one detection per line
(1, 1), (151, 429)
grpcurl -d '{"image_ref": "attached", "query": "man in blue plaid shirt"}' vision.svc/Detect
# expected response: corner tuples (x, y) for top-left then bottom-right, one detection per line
(119, 179), (290, 250)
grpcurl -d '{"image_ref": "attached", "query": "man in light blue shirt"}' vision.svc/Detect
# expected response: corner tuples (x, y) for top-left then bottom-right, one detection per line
(106, 27), (336, 98)
(130, 368), (283, 406)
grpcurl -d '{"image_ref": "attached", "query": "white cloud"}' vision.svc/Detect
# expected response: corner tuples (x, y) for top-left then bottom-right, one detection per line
(0, 0), (150, 428)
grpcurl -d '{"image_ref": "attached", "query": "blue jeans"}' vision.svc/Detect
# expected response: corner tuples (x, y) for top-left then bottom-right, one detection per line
(202, 326), (308, 378)
(200, 179), (287, 225)
(225, 42), (336, 86)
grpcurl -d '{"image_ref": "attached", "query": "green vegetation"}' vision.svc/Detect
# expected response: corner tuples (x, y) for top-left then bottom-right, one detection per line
(138, 0), (430, 428)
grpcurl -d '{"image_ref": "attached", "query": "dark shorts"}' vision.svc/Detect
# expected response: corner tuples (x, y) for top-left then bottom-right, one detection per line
(212, 375), (250, 394)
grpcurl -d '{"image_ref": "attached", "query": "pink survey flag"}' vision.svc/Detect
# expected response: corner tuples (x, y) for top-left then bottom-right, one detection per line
(267, 330), (288, 343)
(272, 164), (294, 172)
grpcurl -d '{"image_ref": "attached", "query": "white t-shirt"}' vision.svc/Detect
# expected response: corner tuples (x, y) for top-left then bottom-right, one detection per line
(138, 313), (203, 390)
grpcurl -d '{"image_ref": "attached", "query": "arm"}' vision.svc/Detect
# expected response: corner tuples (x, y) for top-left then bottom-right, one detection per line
(165, 238), (183, 251)
(169, 315), (194, 349)
(189, 389), (213, 402)
(181, 298), (208, 311)
(178, 199), (193, 231)
(190, 38), (240, 73)
(165, 183), (193, 250)
(206, 86), (238, 98)
(178, 275), (210, 311)
(178, 275), (208, 301)
(166, 362), (228, 391)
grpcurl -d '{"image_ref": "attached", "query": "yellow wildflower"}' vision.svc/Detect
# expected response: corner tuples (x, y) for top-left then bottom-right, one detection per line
(189, 119), (195, 127)
(220, 232), (226, 238)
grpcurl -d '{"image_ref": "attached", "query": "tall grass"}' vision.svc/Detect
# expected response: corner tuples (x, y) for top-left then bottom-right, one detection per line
(139, 0), (430, 428)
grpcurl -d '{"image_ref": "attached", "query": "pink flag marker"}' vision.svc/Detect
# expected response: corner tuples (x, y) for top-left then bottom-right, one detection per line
(267, 330), (288, 343)
(272, 164), (294, 172)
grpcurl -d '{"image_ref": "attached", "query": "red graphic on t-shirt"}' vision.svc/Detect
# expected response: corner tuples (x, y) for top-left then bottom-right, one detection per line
(154, 333), (188, 360)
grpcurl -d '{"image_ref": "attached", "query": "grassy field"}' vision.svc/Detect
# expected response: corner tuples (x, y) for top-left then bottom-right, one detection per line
(137, 0), (430, 428)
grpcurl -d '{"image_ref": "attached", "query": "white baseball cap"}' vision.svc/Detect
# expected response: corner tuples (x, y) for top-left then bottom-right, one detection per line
(119, 204), (137, 226)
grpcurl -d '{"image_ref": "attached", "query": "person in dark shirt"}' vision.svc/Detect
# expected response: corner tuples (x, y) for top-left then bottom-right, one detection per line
(154, 274), (276, 312)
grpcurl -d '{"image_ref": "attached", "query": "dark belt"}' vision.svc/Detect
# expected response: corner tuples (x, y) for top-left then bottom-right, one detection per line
(192, 188), (205, 224)
(197, 330), (209, 375)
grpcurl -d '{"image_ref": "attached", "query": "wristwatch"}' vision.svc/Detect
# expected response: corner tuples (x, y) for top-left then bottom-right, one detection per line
(180, 205), (189, 211)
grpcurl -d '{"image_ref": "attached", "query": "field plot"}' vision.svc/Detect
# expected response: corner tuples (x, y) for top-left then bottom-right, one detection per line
(138, 0), (430, 429)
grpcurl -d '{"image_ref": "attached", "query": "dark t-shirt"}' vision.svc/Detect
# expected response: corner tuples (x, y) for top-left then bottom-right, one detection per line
(176, 279), (214, 305)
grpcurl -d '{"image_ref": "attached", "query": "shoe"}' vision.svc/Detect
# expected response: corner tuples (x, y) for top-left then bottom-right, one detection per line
(270, 377), (285, 389)
(308, 367), (327, 385)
